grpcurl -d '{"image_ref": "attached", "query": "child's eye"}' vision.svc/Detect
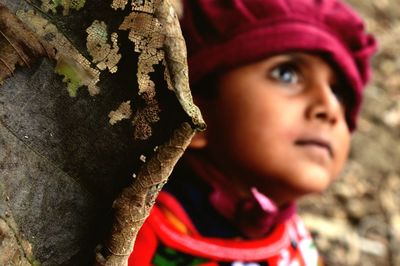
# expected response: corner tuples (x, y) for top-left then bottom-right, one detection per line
(269, 63), (300, 85)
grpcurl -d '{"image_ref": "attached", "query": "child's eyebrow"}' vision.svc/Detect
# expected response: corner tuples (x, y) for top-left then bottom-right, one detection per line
(285, 53), (339, 83)
(284, 53), (310, 66)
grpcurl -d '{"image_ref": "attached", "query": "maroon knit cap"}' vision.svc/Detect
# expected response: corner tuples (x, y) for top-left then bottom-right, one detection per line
(181, 0), (377, 129)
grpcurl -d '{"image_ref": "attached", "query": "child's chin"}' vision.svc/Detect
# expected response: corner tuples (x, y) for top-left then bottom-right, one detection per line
(291, 171), (334, 195)
(303, 180), (332, 195)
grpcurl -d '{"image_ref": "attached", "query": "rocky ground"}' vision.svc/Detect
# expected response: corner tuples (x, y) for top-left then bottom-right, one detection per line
(298, 1), (400, 265)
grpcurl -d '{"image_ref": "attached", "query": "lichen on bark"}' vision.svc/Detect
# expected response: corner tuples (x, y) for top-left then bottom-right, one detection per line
(118, 0), (205, 141)
(119, 6), (165, 96)
(111, 0), (129, 10)
(132, 90), (161, 140)
(16, 9), (101, 96)
(108, 101), (133, 125)
(86, 20), (121, 74)
(41, 0), (86, 15)
(96, 0), (204, 265)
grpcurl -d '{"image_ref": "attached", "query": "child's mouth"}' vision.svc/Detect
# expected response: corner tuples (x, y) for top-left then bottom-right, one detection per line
(294, 139), (333, 158)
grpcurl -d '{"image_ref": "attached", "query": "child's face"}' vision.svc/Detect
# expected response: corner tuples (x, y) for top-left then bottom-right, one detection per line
(193, 53), (351, 206)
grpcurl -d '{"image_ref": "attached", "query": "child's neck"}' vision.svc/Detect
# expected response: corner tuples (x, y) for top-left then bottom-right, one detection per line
(182, 152), (297, 239)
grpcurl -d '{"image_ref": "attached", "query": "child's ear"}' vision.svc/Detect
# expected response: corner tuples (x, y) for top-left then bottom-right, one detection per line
(189, 131), (207, 149)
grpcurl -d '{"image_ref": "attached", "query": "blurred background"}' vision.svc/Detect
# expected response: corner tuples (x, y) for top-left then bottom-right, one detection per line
(298, 1), (400, 265)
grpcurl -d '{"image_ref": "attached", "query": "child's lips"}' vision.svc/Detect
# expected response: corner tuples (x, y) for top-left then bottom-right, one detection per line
(294, 138), (333, 158)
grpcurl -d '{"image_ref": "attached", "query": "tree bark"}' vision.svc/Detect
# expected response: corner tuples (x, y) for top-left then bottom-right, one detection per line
(0, 0), (203, 265)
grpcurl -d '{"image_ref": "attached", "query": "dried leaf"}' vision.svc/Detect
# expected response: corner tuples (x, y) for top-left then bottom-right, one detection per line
(16, 10), (100, 96)
(0, 4), (47, 83)
(155, 0), (205, 129)
(169, 0), (183, 18)
(0, 216), (36, 265)
(98, 122), (196, 265)
(96, 1), (203, 264)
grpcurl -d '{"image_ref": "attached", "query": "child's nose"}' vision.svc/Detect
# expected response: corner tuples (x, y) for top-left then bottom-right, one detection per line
(306, 81), (342, 125)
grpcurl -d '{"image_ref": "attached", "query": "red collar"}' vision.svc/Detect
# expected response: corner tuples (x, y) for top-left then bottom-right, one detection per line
(151, 191), (292, 261)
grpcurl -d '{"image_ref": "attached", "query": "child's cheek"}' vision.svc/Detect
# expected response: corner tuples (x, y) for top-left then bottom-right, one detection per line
(282, 128), (299, 143)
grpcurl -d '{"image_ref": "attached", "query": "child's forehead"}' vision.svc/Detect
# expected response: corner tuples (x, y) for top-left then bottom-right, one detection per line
(259, 52), (326, 65)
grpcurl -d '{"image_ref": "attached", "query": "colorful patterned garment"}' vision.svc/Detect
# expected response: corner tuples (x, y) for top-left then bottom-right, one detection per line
(128, 191), (323, 266)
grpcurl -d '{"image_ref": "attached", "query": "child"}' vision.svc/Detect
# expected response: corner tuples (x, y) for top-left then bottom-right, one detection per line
(129, 0), (377, 265)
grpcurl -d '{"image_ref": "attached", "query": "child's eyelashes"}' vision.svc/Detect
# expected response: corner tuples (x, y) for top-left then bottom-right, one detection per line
(269, 62), (302, 86)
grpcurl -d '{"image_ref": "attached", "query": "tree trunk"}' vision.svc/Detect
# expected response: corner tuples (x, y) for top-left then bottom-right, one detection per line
(0, 0), (203, 265)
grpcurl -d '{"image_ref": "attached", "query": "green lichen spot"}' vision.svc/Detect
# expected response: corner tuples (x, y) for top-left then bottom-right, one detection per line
(41, 0), (86, 15)
(31, 260), (42, 266)
(55, 59), (81, 97)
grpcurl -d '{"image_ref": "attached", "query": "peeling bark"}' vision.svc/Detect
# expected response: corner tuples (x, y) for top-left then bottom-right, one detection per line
(0, 4), (47, 82)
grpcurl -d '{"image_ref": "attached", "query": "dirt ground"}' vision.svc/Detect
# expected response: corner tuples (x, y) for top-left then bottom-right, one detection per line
(298, 1), (400, 265)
